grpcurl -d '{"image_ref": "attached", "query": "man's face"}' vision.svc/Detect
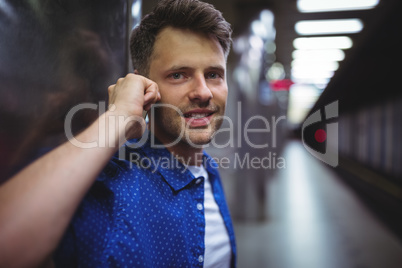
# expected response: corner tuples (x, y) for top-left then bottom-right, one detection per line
(148, 26), (228, 148)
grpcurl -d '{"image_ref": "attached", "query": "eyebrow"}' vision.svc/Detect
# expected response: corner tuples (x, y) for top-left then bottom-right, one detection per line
(208, 65), (226, 74)
(165, 65), (226, 73)
(166, 66), (192, 72)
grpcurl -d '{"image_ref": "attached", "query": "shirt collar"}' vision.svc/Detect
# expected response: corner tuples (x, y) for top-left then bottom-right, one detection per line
(125, 130), (210, 192)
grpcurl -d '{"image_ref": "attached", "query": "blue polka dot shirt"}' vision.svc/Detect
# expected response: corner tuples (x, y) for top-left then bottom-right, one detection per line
(54, 132), (237, 267)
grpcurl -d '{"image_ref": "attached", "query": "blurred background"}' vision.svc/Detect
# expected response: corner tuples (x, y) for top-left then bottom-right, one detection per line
(1, 0), (401, 267)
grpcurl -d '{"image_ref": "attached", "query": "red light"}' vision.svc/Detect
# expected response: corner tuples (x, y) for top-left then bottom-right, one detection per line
(270, 79), (294, 91)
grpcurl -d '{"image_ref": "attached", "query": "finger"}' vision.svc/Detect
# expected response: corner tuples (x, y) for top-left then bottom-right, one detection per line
(143, 82), (159, 104)
(143, 103), (153, 112)
(107, 84), (115, 94)
(116, 77), (124, 85)
(143, 93), (160, 111)
(107, 84), (116, 104)
(143, 90), (159, 108)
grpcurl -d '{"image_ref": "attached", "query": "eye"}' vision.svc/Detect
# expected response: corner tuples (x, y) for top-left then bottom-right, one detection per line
(206, 72), (223, 79)
(169, 73), (184, 79)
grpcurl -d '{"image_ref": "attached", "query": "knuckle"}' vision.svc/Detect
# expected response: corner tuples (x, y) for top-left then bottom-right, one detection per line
(126, 73), (136, 79)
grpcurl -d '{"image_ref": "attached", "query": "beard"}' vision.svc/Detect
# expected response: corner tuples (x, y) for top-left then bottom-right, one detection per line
(149, 102), (224, 149)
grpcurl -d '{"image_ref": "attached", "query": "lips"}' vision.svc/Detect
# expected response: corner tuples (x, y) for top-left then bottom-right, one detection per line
(184, 113), (212, 119)
(183, 109), (215, 127)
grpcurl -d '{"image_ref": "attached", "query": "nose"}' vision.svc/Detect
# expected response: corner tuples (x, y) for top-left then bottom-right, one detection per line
(188, 74), (213, 103)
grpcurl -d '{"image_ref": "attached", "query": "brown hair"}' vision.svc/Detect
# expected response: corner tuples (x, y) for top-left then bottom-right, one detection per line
(129, 0), (232, 76)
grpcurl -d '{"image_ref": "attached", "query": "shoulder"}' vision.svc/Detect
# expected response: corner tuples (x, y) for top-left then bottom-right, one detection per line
(98, 140), (148, 182)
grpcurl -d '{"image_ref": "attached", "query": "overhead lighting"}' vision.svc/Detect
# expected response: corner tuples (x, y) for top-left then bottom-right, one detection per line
(131, 0), (142, 18)
(295, 19), (363, 35)
(292, 49), (345, 61)
(293, 36), (353, 50)
(251, 20), (268, 38)
(291, 69), (335, 79)
(292, 77), (331, 86)
(297, 0), (380, 13)
(292, 60), (339, 71)
(249, 35), (264, 50)
(287, 84), (322, 124)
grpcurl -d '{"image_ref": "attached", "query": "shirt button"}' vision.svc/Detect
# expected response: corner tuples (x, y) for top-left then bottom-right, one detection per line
(196, 178), (202, 184)
(198, 255), (204, 263)
(197, 203), (203, 210)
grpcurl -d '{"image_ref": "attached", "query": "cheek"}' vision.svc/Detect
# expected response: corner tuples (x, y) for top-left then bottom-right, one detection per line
(158, 87), (184, 105)
(213, 88), (228, 105)
(155, 102), (183, 120)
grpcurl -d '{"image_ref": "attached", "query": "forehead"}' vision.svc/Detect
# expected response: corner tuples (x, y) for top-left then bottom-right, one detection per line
(151, 26), (225, 68)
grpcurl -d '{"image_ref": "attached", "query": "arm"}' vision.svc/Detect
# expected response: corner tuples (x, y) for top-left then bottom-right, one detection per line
(0, 74), (160, 268)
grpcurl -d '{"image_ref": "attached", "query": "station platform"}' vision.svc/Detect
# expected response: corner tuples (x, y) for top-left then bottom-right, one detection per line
(232, 140), (402, 268)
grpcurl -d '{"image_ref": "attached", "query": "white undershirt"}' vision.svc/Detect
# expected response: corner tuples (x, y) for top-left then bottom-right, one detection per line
(187, 165), (231, 268)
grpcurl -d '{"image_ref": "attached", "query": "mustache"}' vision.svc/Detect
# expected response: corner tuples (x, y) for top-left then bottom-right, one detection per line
(179, 104), (219, 114)
(151, 101), (222, 115)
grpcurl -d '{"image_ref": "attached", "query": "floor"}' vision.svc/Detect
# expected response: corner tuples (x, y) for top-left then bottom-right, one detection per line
(231, 140), (402, 268)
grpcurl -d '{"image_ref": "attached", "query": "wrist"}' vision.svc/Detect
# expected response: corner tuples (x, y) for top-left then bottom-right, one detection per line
(104, 110), (146, 145)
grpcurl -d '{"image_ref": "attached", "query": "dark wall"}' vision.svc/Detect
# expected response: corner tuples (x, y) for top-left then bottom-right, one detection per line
(0, 0), (135, 183)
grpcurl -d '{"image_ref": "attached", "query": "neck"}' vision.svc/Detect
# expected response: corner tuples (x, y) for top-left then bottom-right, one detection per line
(152, 130), (204, 167)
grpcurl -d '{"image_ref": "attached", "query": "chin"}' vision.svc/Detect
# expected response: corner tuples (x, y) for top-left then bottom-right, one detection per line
(183, 130), (214, 147)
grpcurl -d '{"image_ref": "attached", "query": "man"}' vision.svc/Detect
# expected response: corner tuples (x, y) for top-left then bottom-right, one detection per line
(0, 0), (235, 267)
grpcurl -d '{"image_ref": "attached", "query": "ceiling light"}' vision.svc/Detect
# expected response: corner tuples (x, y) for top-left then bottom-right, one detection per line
(295, 19), (363, 35)
(291, 60), (339, 71)
(293, 36), (353, 50)
(297, 0), (380, 13)
(131, 0), (142, 18)
(291, 69), (335, 79)
(292, 49), (345, 61)
(292, 77), (331, 86)
(287, 84), (323, 124)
